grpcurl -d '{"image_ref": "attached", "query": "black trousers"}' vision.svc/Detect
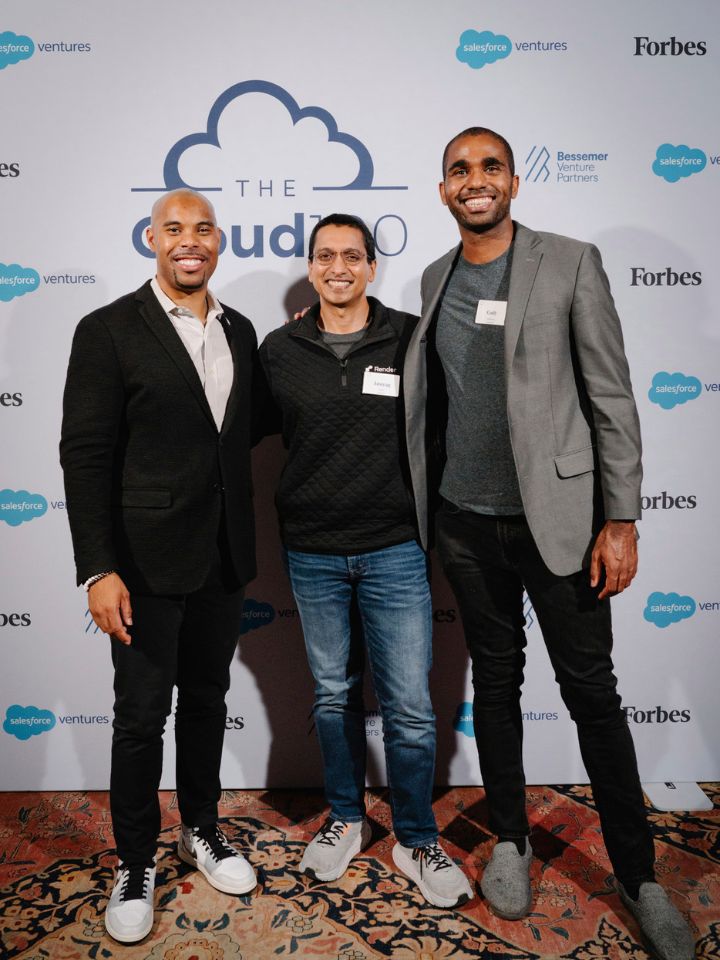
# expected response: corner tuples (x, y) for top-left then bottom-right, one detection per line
(436, 501), (655, 886)
(109, 545), (244, 866)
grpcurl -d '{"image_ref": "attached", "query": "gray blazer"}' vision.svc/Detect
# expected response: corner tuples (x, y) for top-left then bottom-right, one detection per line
(403, 222), (642, 576)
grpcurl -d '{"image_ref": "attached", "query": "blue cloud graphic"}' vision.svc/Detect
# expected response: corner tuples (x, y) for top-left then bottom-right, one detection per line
(134, 80), (405, 193)
(648, 371), (701, 410)
(0, 31), (34, 70)
(652, 144), (707, 183)
(644, 592), (696, 628)
(0, 489), (48, 526)
(0, 263), (40, 303)
(4, 705), (56, 741)
(453, 701), (474, 738)
(456, 30), (512, 69)
(240, 598), (275, 635)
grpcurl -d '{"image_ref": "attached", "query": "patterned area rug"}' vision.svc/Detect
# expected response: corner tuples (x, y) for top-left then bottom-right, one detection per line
(1, 785), (718, 959)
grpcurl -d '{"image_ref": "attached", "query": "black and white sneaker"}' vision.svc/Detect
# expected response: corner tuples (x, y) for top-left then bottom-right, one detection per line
(104, 862), (155, 943)
(178, 823), (256, 895)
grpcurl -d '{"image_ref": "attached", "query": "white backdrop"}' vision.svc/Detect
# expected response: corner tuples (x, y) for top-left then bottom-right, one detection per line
(1, 0), (718, 790)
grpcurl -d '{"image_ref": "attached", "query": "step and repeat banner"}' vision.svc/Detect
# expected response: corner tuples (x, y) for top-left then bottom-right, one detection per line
(1, 0), (718, 790)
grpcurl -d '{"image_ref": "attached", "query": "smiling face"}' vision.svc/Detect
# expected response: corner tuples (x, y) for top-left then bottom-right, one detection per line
(307, 224), (376, 309)
(146, 191), (220, 297)
(440, 133), (519, 237)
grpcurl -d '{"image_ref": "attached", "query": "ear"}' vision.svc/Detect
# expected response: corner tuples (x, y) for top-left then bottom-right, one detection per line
(511, 175), (519, 199)
(439, 181), (448, 206)
(146, 226), (157, 252)
(367, 260), (377, 284)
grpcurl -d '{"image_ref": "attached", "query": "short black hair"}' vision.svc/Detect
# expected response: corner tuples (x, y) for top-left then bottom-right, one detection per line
(308, 213), (376, 261)
(442, 127), (516, 178)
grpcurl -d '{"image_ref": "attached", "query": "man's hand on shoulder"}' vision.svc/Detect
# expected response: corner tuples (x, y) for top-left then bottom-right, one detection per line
(590, 521), (638, 600)
(88, 573), (133, 645)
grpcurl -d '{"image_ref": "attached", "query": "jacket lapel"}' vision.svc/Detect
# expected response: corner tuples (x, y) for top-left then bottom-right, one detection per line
(135, 281), (217, 430)
(219, 311), (241, 438)
(505, 223), (543, 371)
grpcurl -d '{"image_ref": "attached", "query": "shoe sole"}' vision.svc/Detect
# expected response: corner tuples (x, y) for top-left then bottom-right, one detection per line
(392, 844), (473, 909)
(480, 878), (532, 920)
(104, 912), (153, 944)
(299, 823), (371, 882)
(177, 839), (257, 895)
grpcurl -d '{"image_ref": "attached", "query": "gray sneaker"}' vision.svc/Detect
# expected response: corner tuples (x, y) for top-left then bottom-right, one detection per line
(393, 841), (473, 908)
(299, 818), (371, 881)
(480, 838), (533, 919)
(617, 881), (695, 960)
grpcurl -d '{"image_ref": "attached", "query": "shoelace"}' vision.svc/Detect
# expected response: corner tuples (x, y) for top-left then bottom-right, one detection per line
(194, 825), (237, 862)
(118, 863), (152, 901)
(412, 842), (452, 875)
(316, 819), (349, 847)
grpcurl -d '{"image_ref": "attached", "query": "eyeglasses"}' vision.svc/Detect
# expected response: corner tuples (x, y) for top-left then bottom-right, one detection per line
(310, 248), (369, 267)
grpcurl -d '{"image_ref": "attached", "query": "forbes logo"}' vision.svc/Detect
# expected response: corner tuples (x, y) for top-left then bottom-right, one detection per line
(648, 372), (701, 409)
(634, 36), (707, 56)
(3, 705), (56, 740)
(0, 489), (48, 526)
(641, 492), (697, 511)
(0, 612), (31, 627)
(456, 30), (512, 69)
(240, 598), (275, 635)
(653, 144), (706, 183)
(630, 267), (701, 287)
(0, 263), (40, 302)
(644, 591), (696, 628)
(453, 701), (474, 738)
(624, 705), (691, 723)
(0, 31), (34, 70)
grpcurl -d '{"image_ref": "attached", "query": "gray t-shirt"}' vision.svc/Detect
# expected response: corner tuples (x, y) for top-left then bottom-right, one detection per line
(436, 247), (524, 515)
(321, 327), (366, 359)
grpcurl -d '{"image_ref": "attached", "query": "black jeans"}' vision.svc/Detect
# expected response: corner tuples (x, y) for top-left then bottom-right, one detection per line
(109, 548), (244, 866)
(436, 501), (655, 886)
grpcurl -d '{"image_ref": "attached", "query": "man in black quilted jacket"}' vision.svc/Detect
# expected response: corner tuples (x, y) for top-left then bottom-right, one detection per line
(259, 214), (471, 908)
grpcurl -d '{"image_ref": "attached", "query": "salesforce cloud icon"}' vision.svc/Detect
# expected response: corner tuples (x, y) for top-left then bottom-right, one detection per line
(644, 592), (696, 628)
(456, 30), (512, 69)
(4, 705), (56, 741)
(653, 144), (707, 183)
(453, 701), (475, 738)
(134, 80), (406, 194)
(0, 490), (48, 526)
(0, 263), (41, 303)
(0, 31), (34, 70)
(240, 598), (275, 635)
(648, 372), (702, 410)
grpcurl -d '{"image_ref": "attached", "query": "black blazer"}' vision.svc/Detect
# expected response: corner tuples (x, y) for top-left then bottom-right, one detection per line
(60, 280), (259, 594)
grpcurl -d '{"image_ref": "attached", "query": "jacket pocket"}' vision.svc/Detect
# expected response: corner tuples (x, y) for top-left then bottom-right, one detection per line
(119, 488), (172, 508)
(554, 446), (595, 478)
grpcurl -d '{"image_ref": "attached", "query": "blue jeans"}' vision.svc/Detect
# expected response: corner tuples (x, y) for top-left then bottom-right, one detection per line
(285, 540), (438, 848)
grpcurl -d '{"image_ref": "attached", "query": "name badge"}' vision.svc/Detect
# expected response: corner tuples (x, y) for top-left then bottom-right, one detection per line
(475, 299), (507, 326)
(362, 366), (400, 397)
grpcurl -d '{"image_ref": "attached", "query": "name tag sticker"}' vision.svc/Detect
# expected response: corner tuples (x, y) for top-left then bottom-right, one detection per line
(362, 366), (400, 397)
(475, 299), (507, 326)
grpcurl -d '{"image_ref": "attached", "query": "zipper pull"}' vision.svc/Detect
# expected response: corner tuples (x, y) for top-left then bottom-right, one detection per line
(340, 359), (348, 388)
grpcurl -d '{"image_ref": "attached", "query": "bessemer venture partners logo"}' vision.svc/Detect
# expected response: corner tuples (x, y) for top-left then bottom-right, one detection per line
(526, 145), (609, 185)
(0, 264), (40, 302)
(0, 30), (91, 70)
(652, 144), (706, 183)
(455, 30), (567, 70)
(3, 705), (55, 740)
(0, 489), (48, 526)
(130, 80), (408, 262)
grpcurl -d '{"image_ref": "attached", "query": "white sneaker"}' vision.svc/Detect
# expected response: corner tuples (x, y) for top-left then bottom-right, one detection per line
(393, 841), (473, 908)
(104, 862), (155, 943)
(178, 823), (256, 895)
(299, 818), (371, 881)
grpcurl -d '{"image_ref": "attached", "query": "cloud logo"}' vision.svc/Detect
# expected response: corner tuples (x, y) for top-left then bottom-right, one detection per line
(0, 31), (34, 70)
(0, 489), (48, 526)
(453, 701), (474, 738)
(648, 372), (701, 410)
(456, 30), (512, 69)
(652, 144), (707, 183)
(644, 592), (696, 628)
(0, 263), (40, 303)
(240, 598), (275, 635)
(133, 80), (406, 194)
(4, 705), (56, 740)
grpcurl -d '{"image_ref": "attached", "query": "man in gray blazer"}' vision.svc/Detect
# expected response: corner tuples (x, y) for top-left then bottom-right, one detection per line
(403, 127), (693, 960)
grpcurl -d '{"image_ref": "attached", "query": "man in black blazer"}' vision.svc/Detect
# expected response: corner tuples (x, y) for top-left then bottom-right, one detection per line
(61, 190), (259, 943)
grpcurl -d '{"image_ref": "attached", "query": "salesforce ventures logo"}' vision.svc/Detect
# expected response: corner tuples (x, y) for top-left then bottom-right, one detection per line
(0, 263), (40, 303)
(0, 31), (34, 69)
(644, 592), (696, 628)
(453, 702), (474, 738)
(648, 372), (701, 409)
(0, 489), (48, 526)
(3, 705), (56, 740)
(240, 598), (275, 635)
(653, 144), (707, 183)
(455, 30), (567, 69)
